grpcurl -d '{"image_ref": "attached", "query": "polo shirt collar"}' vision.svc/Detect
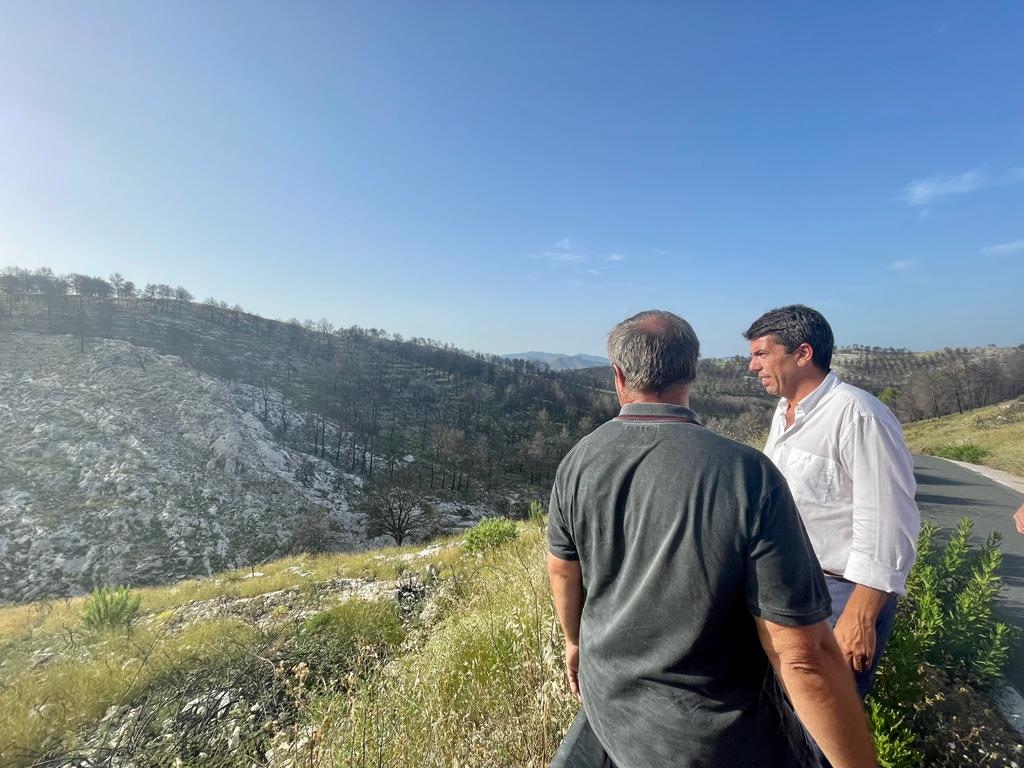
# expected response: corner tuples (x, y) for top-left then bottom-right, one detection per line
(618, 402), (701, 423)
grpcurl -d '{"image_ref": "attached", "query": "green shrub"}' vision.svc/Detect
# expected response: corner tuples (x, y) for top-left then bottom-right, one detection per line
(80, 585), (142, 633)
(870, 518), (1018, 763)
(924, 442), (989, 463)
(867, 700), (923, 768)
(297, 599), (405, 683)
(527, 500), (546, 530)
(464, 517), (518, 553)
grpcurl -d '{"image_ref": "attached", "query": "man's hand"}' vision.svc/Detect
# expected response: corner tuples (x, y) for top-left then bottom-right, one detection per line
(1014, 502), (1024, 535)
(833, 611), (875, 673)
(833, 584), (890, 673)
(565, 640), (581, 699)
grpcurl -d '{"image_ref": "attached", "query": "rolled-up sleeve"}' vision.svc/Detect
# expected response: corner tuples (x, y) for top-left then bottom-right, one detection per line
(840, 412), (920, 595)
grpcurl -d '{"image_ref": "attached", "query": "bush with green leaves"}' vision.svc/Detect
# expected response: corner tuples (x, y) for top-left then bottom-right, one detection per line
(464, 516), (518, 553)
(867, 700), (923, 768)
(924, 442), (989, 463)
(80, 585), (142, 633)
(295, 599), (406, 684)
(868, 518), (1017, 767)
(527, 500), (547, 530)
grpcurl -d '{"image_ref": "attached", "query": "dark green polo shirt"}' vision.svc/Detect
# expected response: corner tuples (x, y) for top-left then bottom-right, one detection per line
(548, 402), (830, 768)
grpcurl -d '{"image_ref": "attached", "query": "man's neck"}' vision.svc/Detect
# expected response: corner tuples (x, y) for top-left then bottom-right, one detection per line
(619, 383), (690, 408)
(787, 371), (829, 405)
(783, 371), (829, 426)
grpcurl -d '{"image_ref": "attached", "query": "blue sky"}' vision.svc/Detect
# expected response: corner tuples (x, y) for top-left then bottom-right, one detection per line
(1, 2), (1021, 358)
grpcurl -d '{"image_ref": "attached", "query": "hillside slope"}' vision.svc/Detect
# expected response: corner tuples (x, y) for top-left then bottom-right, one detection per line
(0, 331), (367, 603)
(503, 351), (609, 370)
(902, 396), (1024, 476)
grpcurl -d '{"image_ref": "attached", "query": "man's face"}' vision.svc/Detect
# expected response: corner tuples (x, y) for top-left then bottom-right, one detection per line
(748, 335), (803, 399)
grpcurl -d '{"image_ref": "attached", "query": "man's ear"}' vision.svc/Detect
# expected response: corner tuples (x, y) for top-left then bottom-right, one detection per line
(795, 343), (815, 367)
(612, 364), (628, 403)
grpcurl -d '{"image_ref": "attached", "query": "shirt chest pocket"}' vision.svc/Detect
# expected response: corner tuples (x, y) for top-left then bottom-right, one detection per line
(783, 448), (837, 506)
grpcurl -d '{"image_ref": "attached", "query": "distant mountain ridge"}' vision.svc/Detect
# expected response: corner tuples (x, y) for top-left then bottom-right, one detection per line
(504, 351), (609, 370)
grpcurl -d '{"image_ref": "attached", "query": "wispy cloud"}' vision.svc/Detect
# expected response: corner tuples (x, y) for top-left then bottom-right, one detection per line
(527, 237), (586, 264)
(607, 253), (626, 262)
(900, 164), (1024, 207)
(886, 259), (918, 272)
(982, 239), (1024, 255)
(901, 168), (986, 207)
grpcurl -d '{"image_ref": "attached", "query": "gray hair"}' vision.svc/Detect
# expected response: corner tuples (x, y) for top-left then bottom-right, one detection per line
(606, 310), (700, 392)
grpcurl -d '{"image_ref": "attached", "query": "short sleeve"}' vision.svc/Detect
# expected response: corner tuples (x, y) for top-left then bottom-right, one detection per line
(746, 477), (831, 626)
(546, 470), (578, 561)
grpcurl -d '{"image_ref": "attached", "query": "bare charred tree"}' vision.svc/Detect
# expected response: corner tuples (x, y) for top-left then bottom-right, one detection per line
(109, 272), (125, 301)
(33, 267), (65, 324)
(290, 505), (332, 554)
(122, 280), (136, 307)
(175, 286), (193, 314)
(359, 466), (434, 546)
(0, 266), (23, 315)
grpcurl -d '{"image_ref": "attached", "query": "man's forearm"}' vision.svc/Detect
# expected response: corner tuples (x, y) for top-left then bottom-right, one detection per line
(841, 584), (889, 623)
(757, 618), (876, 768)
(547, 552), (583, 643)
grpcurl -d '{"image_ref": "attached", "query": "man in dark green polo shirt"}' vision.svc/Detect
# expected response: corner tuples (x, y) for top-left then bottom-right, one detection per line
(547, 310), (876, 768)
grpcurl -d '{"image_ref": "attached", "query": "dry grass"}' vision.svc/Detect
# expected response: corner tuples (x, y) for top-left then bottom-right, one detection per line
(0, 537), (463, 766)
(141, 536), (464, 611)
(0, 522), (576, 767)
(902, 397), (1024, 476)
(314, 524), (578, 767)
(0, 618), (260, 763)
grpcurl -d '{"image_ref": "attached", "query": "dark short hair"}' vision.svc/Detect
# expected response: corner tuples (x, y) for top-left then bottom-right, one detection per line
(743, 305), (834, 371)
(607, 310), (700, 391)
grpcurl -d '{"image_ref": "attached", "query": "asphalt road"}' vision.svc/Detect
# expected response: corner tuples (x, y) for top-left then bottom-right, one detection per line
(912, 453), (1024, 691)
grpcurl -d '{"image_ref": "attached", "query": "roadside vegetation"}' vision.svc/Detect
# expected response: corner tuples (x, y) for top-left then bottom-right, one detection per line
(1, 508), (1020, 767)
(869, 519), (1020, 767)
(903, 396), (1024, 476)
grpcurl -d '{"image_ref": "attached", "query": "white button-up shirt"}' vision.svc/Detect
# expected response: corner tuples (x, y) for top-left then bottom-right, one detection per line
(764, 371), (920, 595)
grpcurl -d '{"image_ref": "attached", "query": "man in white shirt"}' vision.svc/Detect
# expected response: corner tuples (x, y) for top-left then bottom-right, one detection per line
(744, 305), (920, 702)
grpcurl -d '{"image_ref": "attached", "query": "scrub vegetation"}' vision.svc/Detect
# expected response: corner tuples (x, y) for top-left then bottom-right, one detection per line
(1, 516), (1019, 767)
(869, 519), (1020, 767)
(902, 397), (1024, 476)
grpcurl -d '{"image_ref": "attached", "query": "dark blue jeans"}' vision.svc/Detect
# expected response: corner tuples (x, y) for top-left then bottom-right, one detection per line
(824, 575), (898, 698)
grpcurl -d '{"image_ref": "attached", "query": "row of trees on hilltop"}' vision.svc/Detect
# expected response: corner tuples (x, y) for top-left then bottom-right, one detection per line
(0, 266), (196, 319)
(879, 346), (1024, 422)
(1, 263), (614, 500)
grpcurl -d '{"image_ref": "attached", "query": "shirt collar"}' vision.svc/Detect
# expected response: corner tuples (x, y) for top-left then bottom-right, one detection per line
(778, 370), (841, 420)
(618, 402), (701, 423)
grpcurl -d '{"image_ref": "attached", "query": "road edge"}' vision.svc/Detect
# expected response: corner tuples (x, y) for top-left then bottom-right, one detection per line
(992, 684), (1024, 739)
(938, 457), (1024, 496)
